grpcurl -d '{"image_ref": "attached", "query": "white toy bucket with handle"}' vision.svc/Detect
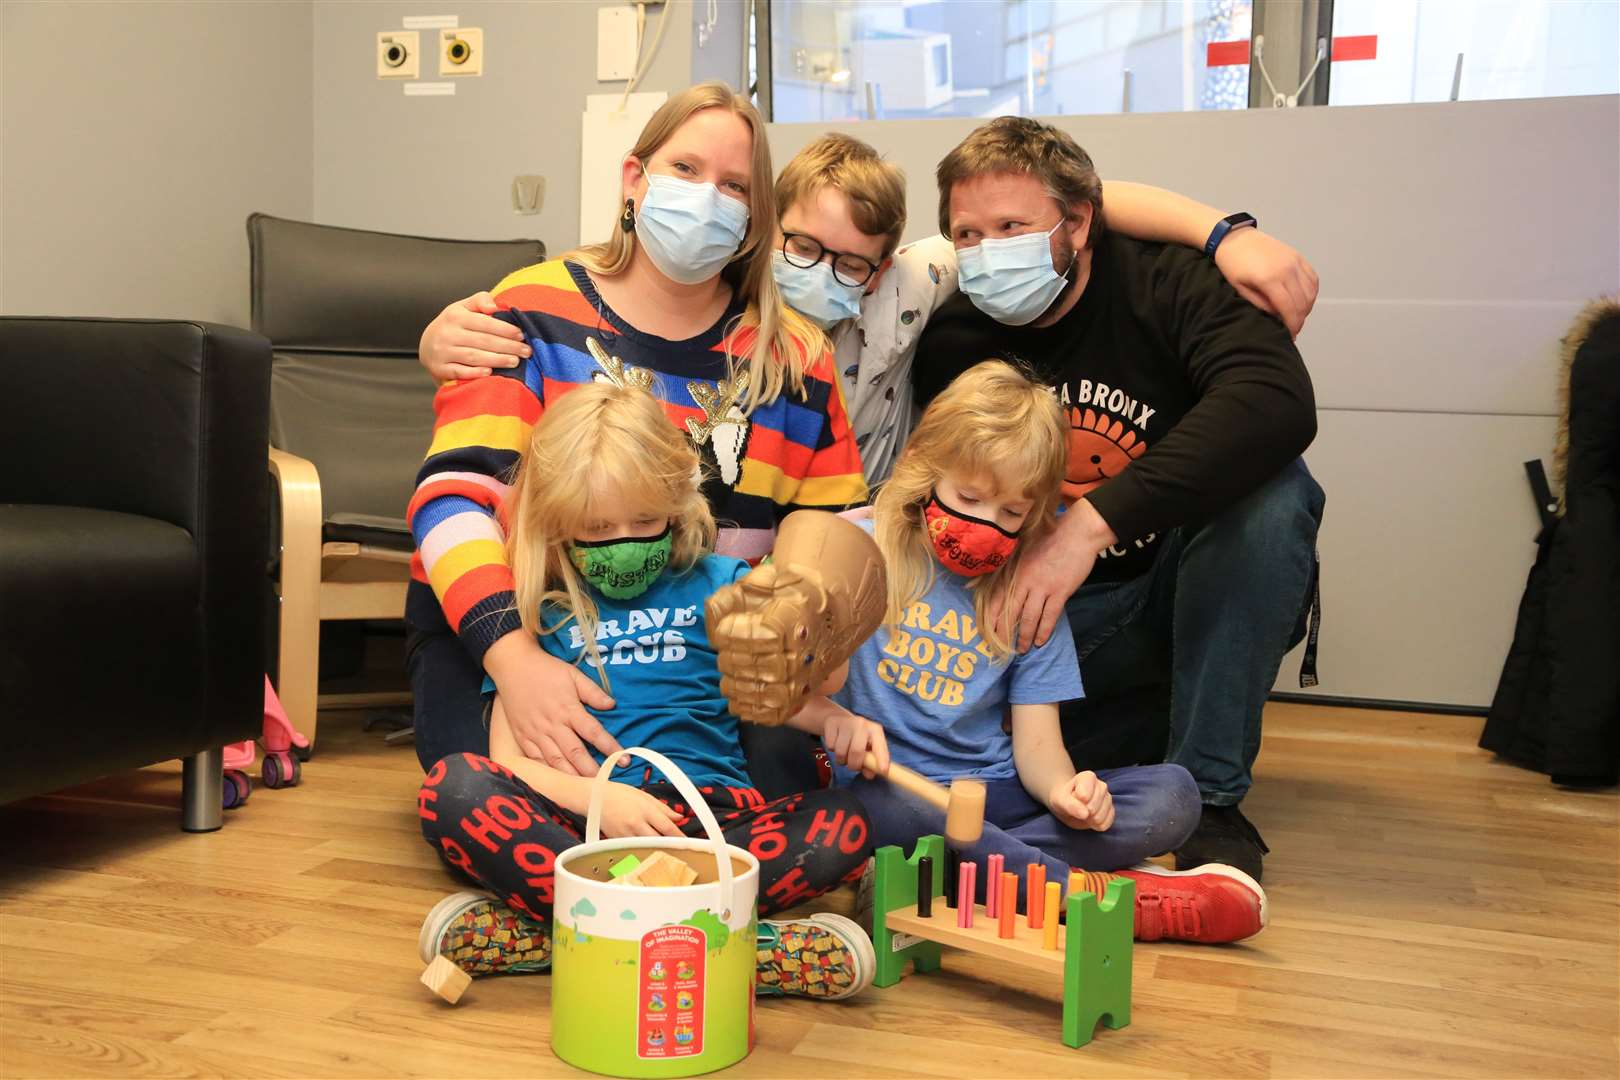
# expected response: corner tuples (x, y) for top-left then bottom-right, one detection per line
(551, 748), (760, 1078)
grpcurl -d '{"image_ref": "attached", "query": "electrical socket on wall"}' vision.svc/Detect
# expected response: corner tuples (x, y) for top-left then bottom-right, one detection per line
(377, 31), (420, 79)
(440, 27), (484, 77)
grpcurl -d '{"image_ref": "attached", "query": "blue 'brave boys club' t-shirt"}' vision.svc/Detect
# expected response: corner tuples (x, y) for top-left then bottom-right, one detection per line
(832, 522), (1084, 784)
(483, 553), (752, 790)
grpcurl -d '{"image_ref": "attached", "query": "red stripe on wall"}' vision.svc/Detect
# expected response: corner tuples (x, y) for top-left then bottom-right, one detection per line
(1206, 40), (1251, 67)
(1331, 35), (1378, 62)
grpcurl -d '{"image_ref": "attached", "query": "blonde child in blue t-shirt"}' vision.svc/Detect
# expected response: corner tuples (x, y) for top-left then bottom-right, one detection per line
(415, 382), (877, 992)
(796, 361), (1268, 944)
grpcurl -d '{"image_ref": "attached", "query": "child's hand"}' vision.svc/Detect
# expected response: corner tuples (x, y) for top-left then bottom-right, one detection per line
(598, 783), (686, 839)
(1049, 771), (1114, 832)
(822, 706), (889, 779)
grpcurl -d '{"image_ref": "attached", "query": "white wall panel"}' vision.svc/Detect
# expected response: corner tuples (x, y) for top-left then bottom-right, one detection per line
(767, 95), (1615, 706)
(1282, 408), (1553, 707)
(1298, 298), (1577, 416)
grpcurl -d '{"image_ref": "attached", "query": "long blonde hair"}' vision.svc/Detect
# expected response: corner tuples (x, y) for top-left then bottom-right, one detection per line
(562, 81), (823, 412)
(504, 383), (715, 671)
(873, 361), (1068, 663)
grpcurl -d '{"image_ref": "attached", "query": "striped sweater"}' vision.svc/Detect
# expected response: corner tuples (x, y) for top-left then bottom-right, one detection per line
(406, 259), (867, 661)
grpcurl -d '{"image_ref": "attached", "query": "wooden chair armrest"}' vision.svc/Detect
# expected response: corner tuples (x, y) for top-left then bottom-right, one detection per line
(267, 447), (322, 747)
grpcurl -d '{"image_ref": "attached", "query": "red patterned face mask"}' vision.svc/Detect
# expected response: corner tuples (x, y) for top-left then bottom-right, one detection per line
(924, 492), (1021, 577)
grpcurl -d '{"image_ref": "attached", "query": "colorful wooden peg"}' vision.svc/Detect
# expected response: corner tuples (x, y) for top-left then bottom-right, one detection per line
(1043, 881), (1061, 950)
(1028, 864), (1046, 929)
(997, 872), (1017, 939)
(917, 855), (933, 918)
(957, 860), (976, 928)
(985, 854), (1004, 916)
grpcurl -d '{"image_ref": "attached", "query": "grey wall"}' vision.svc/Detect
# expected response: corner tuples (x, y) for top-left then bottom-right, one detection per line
(2, 0), (1611, 710)
(769, 95), (1620, 708)
(311, 0), (739, 252)
(0, 1), (314, 327)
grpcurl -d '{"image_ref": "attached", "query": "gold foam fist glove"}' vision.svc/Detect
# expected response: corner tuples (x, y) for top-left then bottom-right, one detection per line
(705, 511), (888, 726)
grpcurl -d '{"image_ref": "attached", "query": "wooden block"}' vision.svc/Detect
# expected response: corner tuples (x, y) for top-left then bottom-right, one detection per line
(420, 955), (471, 1005)
(622, 851), (699, 888)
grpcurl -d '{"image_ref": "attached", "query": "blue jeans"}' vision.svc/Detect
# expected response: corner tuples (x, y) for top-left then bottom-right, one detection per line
(1065, 458), (1325, 805)
(405, 625), (490, 773)
(848, 765), (1200, 908)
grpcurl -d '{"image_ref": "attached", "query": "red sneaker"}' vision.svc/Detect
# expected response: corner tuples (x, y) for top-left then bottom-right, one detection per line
(1114, 863), (1267, 943)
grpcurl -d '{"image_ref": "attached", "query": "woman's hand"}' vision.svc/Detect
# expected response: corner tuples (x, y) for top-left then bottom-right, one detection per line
(1048, 771), (1115, 832)
(821, 705), (890, 779)
(419, 292), (531, 381)
(598, 783), (686, 839)
(1212, 229), (1320, 339)
(484, 632), (623, 776)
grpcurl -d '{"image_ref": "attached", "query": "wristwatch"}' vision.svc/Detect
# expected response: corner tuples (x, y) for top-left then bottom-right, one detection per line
(1203, 212), (1257, 257)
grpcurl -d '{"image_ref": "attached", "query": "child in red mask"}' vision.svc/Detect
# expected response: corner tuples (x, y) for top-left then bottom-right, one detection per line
(795, 361), (1269, 945)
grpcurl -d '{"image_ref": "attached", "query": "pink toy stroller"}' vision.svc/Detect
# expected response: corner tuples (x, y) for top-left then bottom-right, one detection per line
(222, 676), (312, 809)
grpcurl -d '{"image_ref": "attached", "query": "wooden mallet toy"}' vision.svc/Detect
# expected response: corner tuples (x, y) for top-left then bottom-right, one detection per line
(860, 755), (986, 907)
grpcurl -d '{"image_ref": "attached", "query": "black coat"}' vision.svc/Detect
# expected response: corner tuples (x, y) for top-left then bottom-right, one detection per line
(1482, 299), (1620, 786)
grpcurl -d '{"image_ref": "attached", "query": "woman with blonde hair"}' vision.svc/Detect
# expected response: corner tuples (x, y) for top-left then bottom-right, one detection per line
(797, 361), (1270, 945)
(417, 381), (875, 997)
(405, 82), (865, 791)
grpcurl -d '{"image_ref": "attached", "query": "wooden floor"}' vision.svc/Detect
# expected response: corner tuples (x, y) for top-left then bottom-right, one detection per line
(1, 703), (1616, 1079)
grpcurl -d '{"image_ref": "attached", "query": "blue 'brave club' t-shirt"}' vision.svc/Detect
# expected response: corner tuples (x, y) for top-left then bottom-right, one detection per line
(832, 522), (1084, 784)
(484, 554), (752, 790)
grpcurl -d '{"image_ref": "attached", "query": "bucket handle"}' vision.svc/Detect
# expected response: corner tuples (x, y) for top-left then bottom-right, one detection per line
(584, 747), (737, 918)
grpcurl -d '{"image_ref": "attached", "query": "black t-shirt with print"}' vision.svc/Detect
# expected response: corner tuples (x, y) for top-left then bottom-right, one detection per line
(912, 232), (1316, 584)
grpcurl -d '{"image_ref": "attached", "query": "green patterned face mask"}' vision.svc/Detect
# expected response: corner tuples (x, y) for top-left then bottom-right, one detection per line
(568, 526), (673, 600)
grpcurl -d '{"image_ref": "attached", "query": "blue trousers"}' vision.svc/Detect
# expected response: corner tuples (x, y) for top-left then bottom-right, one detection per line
(1065, 458), (1325, 805)
(848, 764), (1199, 908)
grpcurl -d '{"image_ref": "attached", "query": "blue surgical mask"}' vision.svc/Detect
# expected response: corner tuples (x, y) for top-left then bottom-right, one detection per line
(956, 220), (1073, 326)
(635, 169), (750, 285)
(771, 250), (865, 329)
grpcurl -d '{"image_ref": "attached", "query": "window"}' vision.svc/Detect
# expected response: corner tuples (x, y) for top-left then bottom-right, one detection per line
(766, 0), (1254, 122)
(755, 0), (1617, 121)
(1328, 0), (1619, 105)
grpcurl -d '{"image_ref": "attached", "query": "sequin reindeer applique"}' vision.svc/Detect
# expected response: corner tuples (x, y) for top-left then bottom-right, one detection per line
(585, 336), (656, 393)
(686, 372), (752, 486)
(585, 336), (752, 486)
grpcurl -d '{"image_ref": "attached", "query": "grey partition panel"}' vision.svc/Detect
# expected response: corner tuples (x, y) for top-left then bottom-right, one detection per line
(1276, 411), (1556, 707)
(768, 95), (1620, 708)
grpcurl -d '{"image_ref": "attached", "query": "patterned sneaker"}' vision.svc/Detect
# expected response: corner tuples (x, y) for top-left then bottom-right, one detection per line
(418, 891), (552, 976)
(1069, 864), (1267, 944)
(755, 913), (874, 1001)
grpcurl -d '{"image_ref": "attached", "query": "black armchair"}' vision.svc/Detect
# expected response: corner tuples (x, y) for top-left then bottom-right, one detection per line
(248, 213), (543, 747)
(0, 317), (271, 830)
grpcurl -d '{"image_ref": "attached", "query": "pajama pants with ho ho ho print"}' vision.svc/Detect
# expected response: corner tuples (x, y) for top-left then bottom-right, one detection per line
(417, 752), (873, 923)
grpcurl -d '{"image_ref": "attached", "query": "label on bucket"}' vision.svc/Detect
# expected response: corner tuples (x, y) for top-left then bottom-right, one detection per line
(637, 926), (706, 1059)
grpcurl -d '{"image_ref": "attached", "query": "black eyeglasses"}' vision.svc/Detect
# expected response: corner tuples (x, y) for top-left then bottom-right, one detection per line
(780, 232), (882, 288)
